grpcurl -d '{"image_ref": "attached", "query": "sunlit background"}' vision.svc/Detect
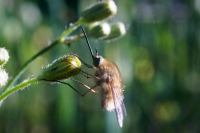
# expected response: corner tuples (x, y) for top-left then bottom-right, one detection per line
(1, 0), (200, 133)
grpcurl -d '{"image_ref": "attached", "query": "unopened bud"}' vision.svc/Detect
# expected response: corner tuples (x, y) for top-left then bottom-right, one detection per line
(87, 22), (111, 39)
(0, 69), (8, 88)
(102, 22), (126, 40)
(0, 48), (9, 66)
(80, 0), (117, 23)
(39, 54), (81, 81)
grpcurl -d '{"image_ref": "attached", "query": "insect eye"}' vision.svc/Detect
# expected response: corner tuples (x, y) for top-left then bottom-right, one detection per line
(93, 57), (101, 67)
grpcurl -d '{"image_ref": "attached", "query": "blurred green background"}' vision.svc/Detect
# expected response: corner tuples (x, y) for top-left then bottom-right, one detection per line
(1, 0), (200, 133)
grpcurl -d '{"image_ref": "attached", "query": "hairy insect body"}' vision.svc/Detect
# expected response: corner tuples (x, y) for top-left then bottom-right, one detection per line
(94, 57), (124, 111)
(80, 26), (126, 127)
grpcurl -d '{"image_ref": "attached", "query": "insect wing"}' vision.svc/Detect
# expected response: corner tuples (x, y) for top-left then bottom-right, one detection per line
(110, 81), (127, 127)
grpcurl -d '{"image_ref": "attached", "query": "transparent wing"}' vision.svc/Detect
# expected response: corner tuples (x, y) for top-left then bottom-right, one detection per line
(110, 81), (127, 128)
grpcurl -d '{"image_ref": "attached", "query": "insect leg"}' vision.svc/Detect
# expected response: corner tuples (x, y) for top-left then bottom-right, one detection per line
(71, 78), (98, 96)
(81, 84), (98, 96)
(77, 56), (93, 68)
(80, 70), (100, 80)
(80, 70), (94, 78)
(41, 79), (88, 97)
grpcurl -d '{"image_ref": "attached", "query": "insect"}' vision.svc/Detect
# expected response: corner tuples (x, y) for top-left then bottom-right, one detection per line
(80, 26), (127, 127)
(40, 26), (127, 127)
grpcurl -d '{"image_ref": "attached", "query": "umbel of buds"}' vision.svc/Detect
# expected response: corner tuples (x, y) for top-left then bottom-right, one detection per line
(0, 48), (9, 67)
(0, 69), (8, 87)
(102, 22), (126, 40)
(38, 54), (81, 81)
(0, 48), (9, 88)
(80, 0), (117, 23)
(87, 22), (111, 39)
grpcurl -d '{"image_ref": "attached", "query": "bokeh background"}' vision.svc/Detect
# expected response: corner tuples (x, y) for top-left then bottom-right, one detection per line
(1, 0), (200, 133)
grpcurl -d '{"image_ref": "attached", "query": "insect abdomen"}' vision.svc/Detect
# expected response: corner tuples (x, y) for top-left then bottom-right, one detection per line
(100, 82), (115, 111)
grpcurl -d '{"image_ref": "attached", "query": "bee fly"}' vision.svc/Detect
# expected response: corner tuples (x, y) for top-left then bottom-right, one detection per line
(42, 26), (127, 128)
(80, 26), (127, 127)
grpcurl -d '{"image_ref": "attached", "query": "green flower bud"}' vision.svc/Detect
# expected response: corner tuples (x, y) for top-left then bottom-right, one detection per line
(80, 0), (117, 23)
(0, 48), (9, 66)
(39, 54), (81, 81)
(0, 69), (8, 88)
(87, 22), (111, 39)
(102, 22), (126, 41)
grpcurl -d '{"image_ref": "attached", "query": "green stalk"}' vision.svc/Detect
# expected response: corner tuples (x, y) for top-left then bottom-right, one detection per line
(0, 77), (39, 101)
(3, 19), (84, 92)
(3, 39), (59, 92)
(58, 19), (83, 41)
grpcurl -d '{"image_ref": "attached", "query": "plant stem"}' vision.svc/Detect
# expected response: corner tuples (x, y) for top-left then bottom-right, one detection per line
(63, 34), (82, 44)
(58, 19), (84, 42)
(3, 39), (59, 92)
(3, 19), (84, 92)
(0, 77), (39, 101)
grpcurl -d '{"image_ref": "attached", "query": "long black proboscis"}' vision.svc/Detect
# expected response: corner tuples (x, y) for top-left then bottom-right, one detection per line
(80, 26), (95, 59)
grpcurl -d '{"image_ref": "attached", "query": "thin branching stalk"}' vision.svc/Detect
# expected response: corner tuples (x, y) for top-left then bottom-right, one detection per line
(0, 77), (39, 101)
(3, 19), (83, 92)
(58, 19), (83, 41)
(3, 40), (59, 92)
